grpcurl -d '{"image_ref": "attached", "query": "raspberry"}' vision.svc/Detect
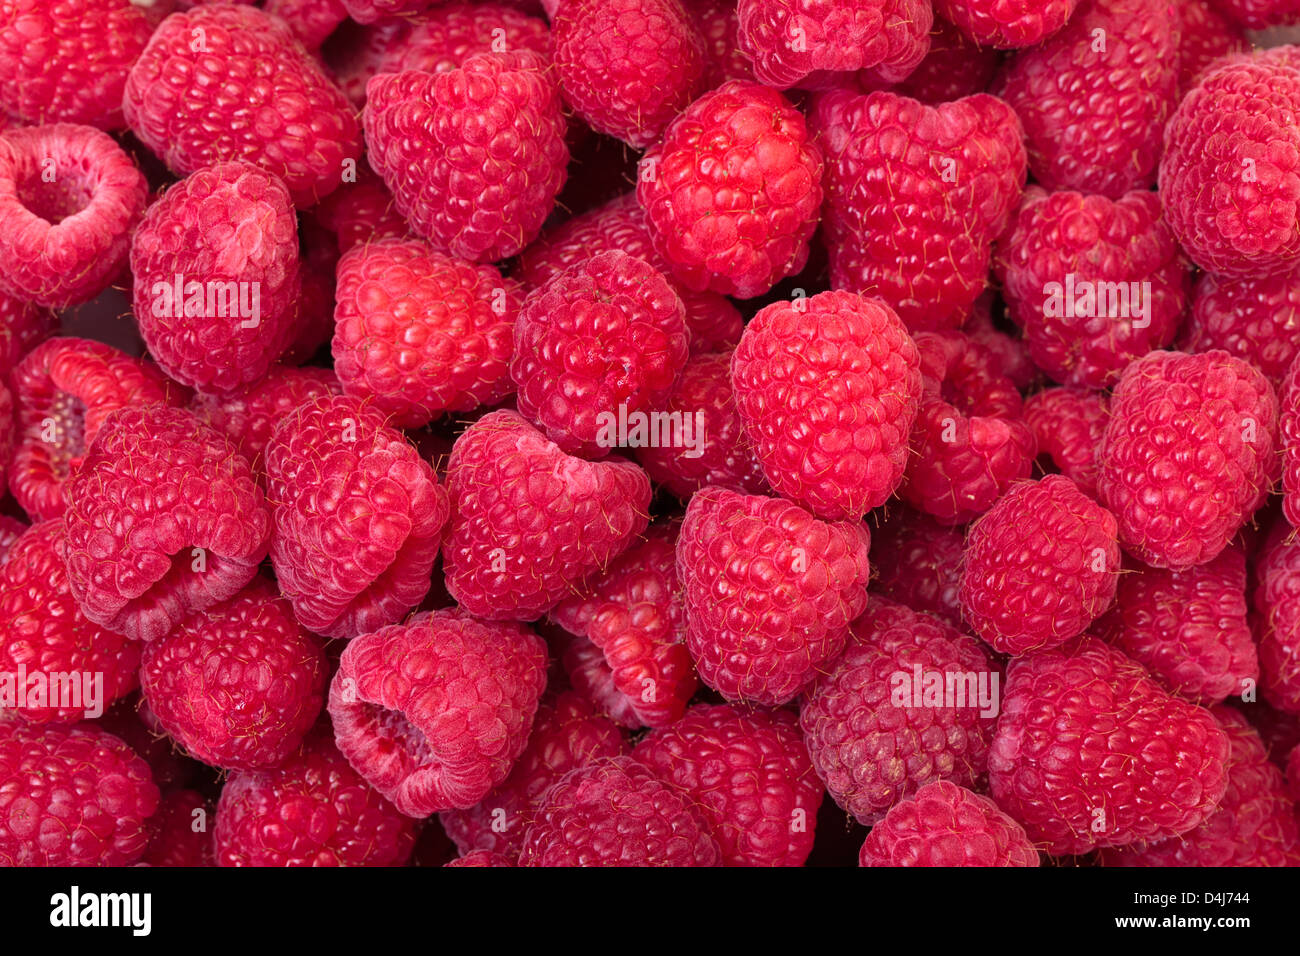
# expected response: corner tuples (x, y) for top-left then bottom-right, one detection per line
(442, 410), (651, 621)
(124, 5), (361, 207)
(637, 81), (823, 299)
(141, 789), (215, 868)
(1100, 707), (1299, 866)
(446, 849), (514, 866)
(997, 187), (1189, 389)
(556, 630), (643, 728)
(875, 15), (1002, 103)
(0, 294), (55, 382)
(518, 756), (721, 866)
(687, 0), (756, 87)
(63, 404), (272, 643)
(632, 350), (769, 498)
(1182, 271), (1300, 388)
(813, 90), (1026, 331)
(329, 610), (549, 817)
(312, 169), (408, 259)
(1097, 350), (1279, 570)
(857, 781), (1040, 867)
(869, 507), (964, 628)
(731, 290), (922, 519)
(990, 638), (1230, 855)
(264, 0), (348, 49)
(1285, 353), (1300, 528)
(800, 597), (999, 824)
(736, 0), (932, 88)
(633, 704), (824, 867)
(333, 238), (519, 428)
(1159, 57), (1300, 278)
(140, 580), (327, 771)
(1255, 532), (1300, 714)
(936, 0), (1076, 47)
(0, 124), (147, 308)
(265, 394), (449, 639)
(0, 722), (159, 867)
(364, 53), (568, 263)
(678, 486), (871, 706)
(131, 162), (302, 395)
(0, 518), (141, 723)
(439, 690), (628, 859)
(1023, 386), (1108, 497)
(215, 733), (416, 866)
(1096, 545), (1257, 705)
(899, 331), (1037, 525)
(511, 250), (690, 458)
(1176, 0), (1248, 96)
(550, 522), (697, 728)
(996, 0), (1178, 198)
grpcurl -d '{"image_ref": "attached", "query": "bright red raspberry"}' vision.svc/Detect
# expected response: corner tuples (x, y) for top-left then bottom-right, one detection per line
(442, 410), (651, 621)
(1023, 386), (1108, 497)
(858, 781), (1040, 867)
(814, 90), (1026, 331)
(990, 639), (1230, 855)
(215, 733), (416, 866)
(997, 187), (1189, 389)
(0, 518), (141, 723)
(1182, 271), (1300, 388)
(328, 610), (548, 817)
(1097, 350), (1278, 570)
(1176, 0), (1248, 96)
(518, 756), (721, 866)
(446, 849), (514, 866)
(264, 0), (348, 49)
(0, 124), (147, 308)
(800, 597), (999, 824)
(0, 294), (55, 381)
(63, 404), (271, 643)
(869, 15), (1002, 102)
(633, 704), (824, 867)
(555, 630), (643, 728)
(687, 0), (756, 87)
(333, 238), (519, 428)
(936, 0), (1075, 47)
(1255, 532), (1300, 714)
(364, 52), (568, 263)
(511, 250), (690, 458)
(678, 486), (871, 706)
(265, 394), (449, 639)
(1160, 57), (1300, 278)
(869, 507), (964, 628)
(732, 291), (921, 519)
(131, 162), (302, 395)
(736, 0), (932, 88)
(124, 5), (361, 207)
(439, 690), (629, 859)
(0, 722), (159, 866)
(141, 789), (215, 868)
(899, 331), (1036, 525)
(637, 81), (823, 299)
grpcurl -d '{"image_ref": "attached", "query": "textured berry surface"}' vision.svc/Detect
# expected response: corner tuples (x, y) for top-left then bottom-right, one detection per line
(1177, 0), (1249, 96)
(1023, 386), (1108, 496)
(265, 0), (348, 49)
(878, 15), (1002, 102)
(0, 295), (55, 382)
(1256, 532), (1300, 714)
(556, 630), (644, 728)
(1182, 271), (1300, 388)
(936, 0), (1075, 47)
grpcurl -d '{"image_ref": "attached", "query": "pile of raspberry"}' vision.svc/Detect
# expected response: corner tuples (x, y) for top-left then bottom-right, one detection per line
(4, 0), (1300, 869)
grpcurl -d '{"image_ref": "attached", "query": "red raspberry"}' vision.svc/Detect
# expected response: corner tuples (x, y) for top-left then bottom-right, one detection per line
(265, 394), (449, 639)
(1097, 545), (1257, 706)
(555, 630), (643, 728)
(800, 597), (999, 824)
(0, 294), (55, 381)
(550, 522), (697, 728)
(0, 124), (147, 308)
(1284, 353), (1300, 529)
(857, 781), (1040, 867)
(996, 0), (1178, 198)
(1023, 386), (1108, 497)
(633, 350), (769, 498)
(446, 849), (514, 866)
(899, 331), (1037, 525)
(328, 610), (548, 817)
(813, 90), (1026, 331)
(131, 162), (302, 395)
(1097, 350), (1279, 570)
(333, 238), (518, 428)
(340, 0), (438, 23)
(63, 404), (272, 643)
(1255, 532), (1300, 714)
(1182, 271), (1300, 388)
(687, 0), (756, 87)
(264, 0), (348, 49)
(871, 15), (1002, 103)
(936, 0), (1075, 47)
(518, 755), (721, 866)
(990, 638), (1230, 855)
(442, 410), (651, 621)
(997, 187), (1189, 389)
(633, 704), (824, 867)
(215, 733), (416, 866)
(678, 486), (871, 706)
(1211, 0), (1300, 27)
(1176, 0), (1248, 96)
(141, 789), (215, 868)
(1159, 57), (1300, 278)
(0, 518), (141, 723)
(869, 507), (964, 628)
(125, 5), (360, 207)
(637, 81), (823, 299)
(1100, 708), (1299, 866)
(553, 0), (705, 148)
(736, 0), (932, 88)
(511, 250), (689, 458)
(439, 690), (628, 859)
(140, 580), (327, 771)
(364, 53), (568, 263)
(732, 290), (921, 519)
(0, 722), (159, 866)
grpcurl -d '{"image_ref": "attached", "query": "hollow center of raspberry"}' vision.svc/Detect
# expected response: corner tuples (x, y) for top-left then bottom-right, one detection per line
(17, 169), (94, 226)
(46, 391), (87, 478)
(366, 703), (435, 767)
